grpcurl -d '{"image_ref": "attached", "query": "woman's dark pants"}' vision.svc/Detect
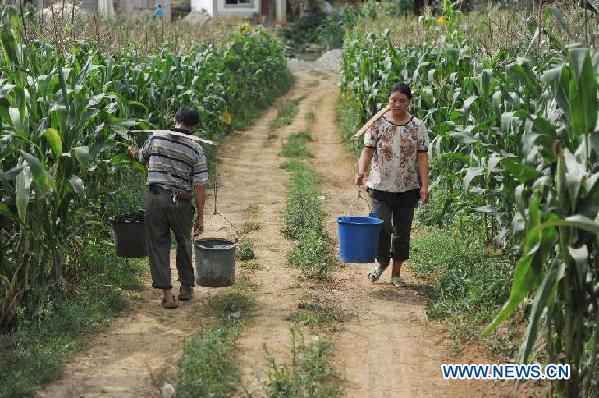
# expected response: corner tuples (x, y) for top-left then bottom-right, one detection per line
(370, 189), (419, 267)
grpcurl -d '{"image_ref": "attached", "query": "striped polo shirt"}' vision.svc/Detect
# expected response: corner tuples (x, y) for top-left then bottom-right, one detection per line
(138, 128), (208, 192)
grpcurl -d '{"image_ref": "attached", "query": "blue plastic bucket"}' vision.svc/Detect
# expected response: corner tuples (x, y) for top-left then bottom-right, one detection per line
(336, 214), (384, 263)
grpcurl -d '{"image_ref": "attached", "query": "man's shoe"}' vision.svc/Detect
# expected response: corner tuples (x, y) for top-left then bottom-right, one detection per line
(162, 295), (178, 309)
(178, 285), (194, 301)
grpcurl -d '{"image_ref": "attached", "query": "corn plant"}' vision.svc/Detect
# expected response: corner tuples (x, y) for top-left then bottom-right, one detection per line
(340, 3), (598, 394)
(0, 5), (291, 329)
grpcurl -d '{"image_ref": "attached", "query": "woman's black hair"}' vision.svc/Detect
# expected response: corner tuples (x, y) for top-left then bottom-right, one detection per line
(388, 82), (412, 99)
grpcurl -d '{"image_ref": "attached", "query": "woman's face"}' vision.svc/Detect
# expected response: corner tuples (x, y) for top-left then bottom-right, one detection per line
(388, 91), (410, 113)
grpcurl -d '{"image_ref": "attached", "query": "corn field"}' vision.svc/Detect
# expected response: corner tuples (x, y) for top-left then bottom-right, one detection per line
(0, 5), (291, 329)
(341, 2), (598, 396)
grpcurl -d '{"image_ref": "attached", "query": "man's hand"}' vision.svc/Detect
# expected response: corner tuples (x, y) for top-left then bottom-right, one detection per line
(420, 185), (430, 204)
(355, 172), (365, 185)
(193, 216), (204, 236)
(128, 146), (138, 160)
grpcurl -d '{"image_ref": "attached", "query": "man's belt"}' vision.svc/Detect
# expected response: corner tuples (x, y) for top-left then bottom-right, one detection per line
(149, 184), (192, 201)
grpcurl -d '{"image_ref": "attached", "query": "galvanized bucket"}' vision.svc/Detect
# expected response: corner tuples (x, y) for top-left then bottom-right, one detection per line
(194, 238), (236, 287)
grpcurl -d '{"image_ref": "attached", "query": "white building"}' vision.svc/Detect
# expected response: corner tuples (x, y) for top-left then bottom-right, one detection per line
(191, 0), (286, 23)
(34, 0), (172, 21)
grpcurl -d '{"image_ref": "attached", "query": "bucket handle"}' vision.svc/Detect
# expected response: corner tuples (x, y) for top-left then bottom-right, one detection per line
(347, 188), (371, 216)
(198, 211), (240, 243)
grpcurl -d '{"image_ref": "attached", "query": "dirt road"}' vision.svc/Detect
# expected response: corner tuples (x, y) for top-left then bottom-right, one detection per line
(302, 72), (514, 397)
(38, 70), (515, 398)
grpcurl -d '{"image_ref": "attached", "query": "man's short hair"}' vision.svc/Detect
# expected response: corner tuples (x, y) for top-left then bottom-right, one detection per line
(175, 108), (200, 127)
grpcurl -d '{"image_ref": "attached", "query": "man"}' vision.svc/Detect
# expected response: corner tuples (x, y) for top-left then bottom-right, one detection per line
(128, 108), (207, 309)
(154, 4), (164, 19)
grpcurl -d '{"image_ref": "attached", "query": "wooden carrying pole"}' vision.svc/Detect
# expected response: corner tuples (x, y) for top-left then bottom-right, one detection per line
(129, 130), (218, 147)
(352, 106), (390, 140)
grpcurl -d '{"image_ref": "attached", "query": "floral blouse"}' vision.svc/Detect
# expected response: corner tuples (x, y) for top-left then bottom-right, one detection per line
(363, 115), (429, 192)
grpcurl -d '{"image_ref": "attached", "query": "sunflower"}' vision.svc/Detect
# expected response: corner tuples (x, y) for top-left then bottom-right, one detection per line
(240, 22), (250, 34)
(436, 16), (448, 26)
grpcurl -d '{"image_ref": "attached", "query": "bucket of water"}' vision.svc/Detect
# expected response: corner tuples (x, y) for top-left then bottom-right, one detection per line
(111, 210), (147, 258)
(336, 214), (383, 263)
(195, 238), (236, 287)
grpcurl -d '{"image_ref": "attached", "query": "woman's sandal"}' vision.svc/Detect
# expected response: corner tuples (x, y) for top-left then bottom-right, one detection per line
(162, 295), (178, 309)
(368, 267), (384, 283)
(391, 276), (405, 287)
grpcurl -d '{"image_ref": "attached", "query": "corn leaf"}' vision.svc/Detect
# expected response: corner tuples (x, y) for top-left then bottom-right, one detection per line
(501, 158), (540, 183)
(483, 251), (537, 337)
(578, 52), (597, 135)
(0, 203), (14, 219)
(15, 165), (31, 223)
(69, 175), (85, 197)
(519, 257), (561, 362)
(72, 146), (91, 170)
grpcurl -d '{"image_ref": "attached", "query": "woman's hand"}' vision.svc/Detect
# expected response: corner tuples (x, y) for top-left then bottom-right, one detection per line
(420, 185), (429, 204)
(355, 172), (365, 185)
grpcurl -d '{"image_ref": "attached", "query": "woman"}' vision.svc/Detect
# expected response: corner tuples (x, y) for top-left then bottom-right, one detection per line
(355, 83), (429, 287)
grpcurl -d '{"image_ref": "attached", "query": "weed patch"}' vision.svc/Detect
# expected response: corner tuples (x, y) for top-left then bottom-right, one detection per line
(271, 98), (301, 129)
(241, 221), (261, 234)
(236, 238), (256, 261)
(174, 280), (255, 397)
(408, 227), (515, 355)
(288, 230), (337, 280)
(285, 300), (347, 331)
(0, 250), (144, 398)
(304, 112), (316, 123)
(264, 329), (341, 398)
(280, 132), (313, 159)
(279, 134), (336, 280)
(240, 261), (263, 271)
(244, 204), (259, 214)
(336, 94), (363, 157)
(280, 162), (325, 239)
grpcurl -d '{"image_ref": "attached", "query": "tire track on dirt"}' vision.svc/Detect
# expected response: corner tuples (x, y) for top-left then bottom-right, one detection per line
(233, 71), (329, 397)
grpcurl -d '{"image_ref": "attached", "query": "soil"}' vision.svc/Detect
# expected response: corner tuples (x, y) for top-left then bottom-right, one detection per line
(38, 70), (525, 398)
(303, 74), (519, 398)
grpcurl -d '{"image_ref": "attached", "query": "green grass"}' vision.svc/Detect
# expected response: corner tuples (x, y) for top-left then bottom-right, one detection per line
(287, 230), (337, 280)
(0, 243), (144, 398)
(264, 328), (341, 398)
(279, 135), (337, 280)
(243, 204), (259, 214)
(280, 161), (324, 239)
(309, 70), (328, 78)
(239, 261), (263, 270)
(236, 237), (256, 261)
(240, 221), (261, 234)
(271, 98), (301, 129)
(174, 279), (255, 397)
(336, 94), (364, 157)
(408, 225), (516, 355)
(280, 131), (313, 159)
(285, 301), (347, 331)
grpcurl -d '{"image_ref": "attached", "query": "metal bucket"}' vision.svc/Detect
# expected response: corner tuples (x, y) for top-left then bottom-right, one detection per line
(194, 238), (236, 287)
(112, 220), (147, 258)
